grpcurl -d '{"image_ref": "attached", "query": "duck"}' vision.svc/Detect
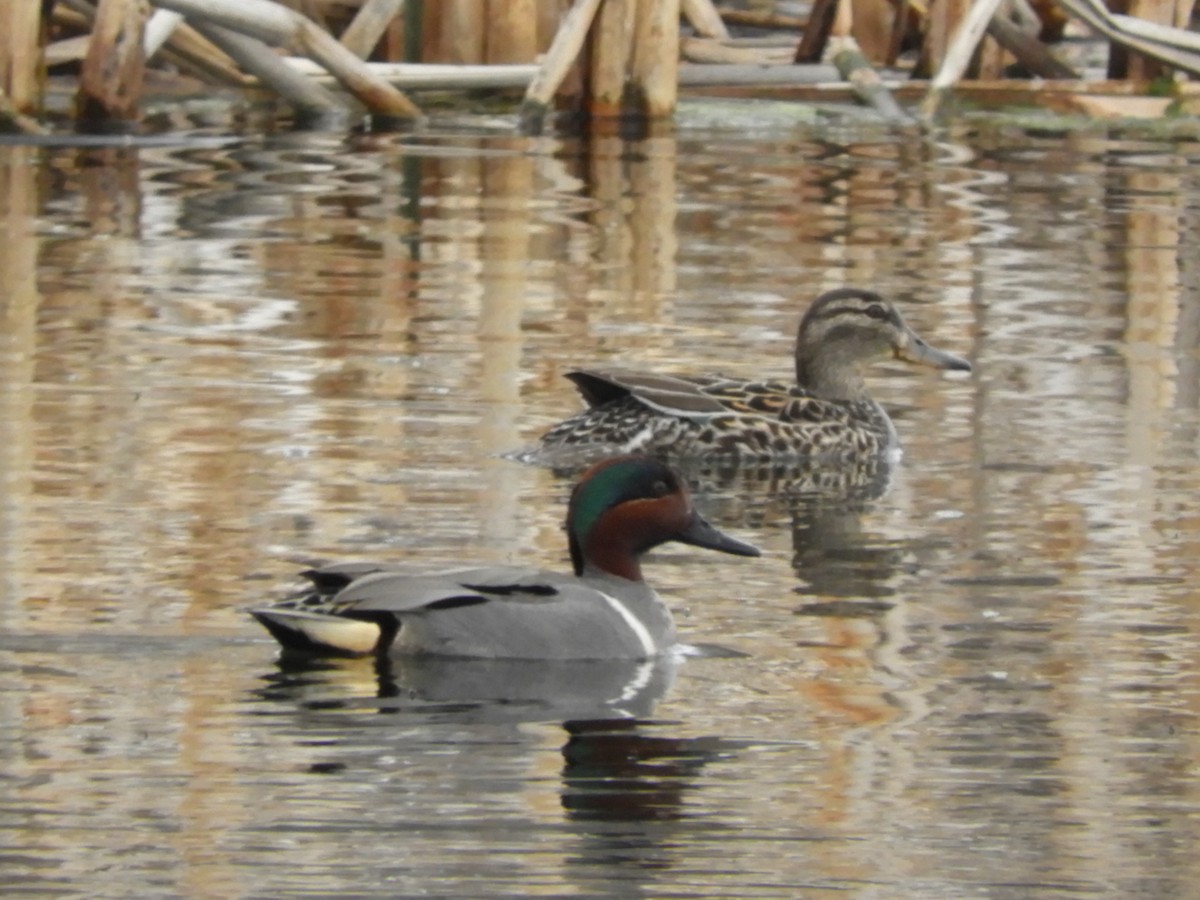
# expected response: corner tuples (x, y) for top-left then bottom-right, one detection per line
(250, 456), (760, 660)
(531, 288), (971, 464)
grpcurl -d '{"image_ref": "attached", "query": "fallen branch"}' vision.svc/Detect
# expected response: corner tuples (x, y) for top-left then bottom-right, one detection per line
(148, 0), (422, 119)
(828, 36), (911, 121)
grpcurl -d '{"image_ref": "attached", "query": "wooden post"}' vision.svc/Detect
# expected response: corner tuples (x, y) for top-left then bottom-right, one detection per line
(77, 0), (146, 130)
(1113, 0), (1195, 80)
(340, 0), (407, 59)
(628, 0), (680, 119)
(0, 0), (43, 117)
(519, 0), (604, 133)
(151, 0), (423, 120)
(438, 0), (485, 63)
(488, 0), (539, 63)
(920, 0), (972, 77)
(591, 0), (636, 117)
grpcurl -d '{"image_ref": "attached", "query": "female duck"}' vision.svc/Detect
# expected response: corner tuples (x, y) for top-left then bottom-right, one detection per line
(250, 456), (759, 660)
(534, 288), (971, 463)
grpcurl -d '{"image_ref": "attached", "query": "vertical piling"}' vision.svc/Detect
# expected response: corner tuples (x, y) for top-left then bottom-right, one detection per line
(77, 0), (146, 130)
(628, 0), (680, 119)
(0, 0), (43, 118)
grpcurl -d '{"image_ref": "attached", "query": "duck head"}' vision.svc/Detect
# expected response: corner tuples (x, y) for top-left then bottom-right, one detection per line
(567, 456), (760, 582)
(795, 288), (971, 399)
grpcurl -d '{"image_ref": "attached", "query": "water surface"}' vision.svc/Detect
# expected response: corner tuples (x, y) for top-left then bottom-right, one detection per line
(2, 113), (1200, 897)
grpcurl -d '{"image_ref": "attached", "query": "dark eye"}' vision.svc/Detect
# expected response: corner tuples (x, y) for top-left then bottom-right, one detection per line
(650, 479), (670, 497)
(865, 304), (888, 320)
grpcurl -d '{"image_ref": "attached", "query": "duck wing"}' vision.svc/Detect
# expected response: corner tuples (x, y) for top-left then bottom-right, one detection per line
(251, 565), (565, 657)
(566, 366), (774, 418)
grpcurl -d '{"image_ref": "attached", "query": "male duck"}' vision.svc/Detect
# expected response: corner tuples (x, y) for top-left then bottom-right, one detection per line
(250, 456), (759, 660)
(534, 288), (971, 463)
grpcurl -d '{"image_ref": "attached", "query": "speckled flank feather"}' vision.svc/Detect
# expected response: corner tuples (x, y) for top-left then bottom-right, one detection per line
(534, 288), (971, 464)
(539, 388), (894, 463)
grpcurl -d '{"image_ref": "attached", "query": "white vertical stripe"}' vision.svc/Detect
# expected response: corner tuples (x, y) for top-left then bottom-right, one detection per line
(600, 592), (658, 657)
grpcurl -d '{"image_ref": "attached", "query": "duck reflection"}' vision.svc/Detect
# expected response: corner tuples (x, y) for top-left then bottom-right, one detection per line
(559, 718), (733, 823)
(254, 651), (677, 724)
(685, 455), (902, 605)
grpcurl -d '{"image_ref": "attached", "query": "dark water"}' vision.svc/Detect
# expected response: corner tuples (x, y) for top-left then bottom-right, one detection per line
(2, 110), (1200, 897)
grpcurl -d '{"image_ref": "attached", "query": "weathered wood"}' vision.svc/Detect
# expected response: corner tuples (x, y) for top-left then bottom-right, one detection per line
(921, 0), (971, 77)
(0, 0), (43, 116)
(290, 59), (848, 90)
(794, 0), (840, 62)
(919, 0), (1006, 121)
(196, 21), (342, 118)
(717, 6), (807, 29)
(590, 0), (635, 116)
(439, 0), (484, 63)
(145, 9), (185, 56)
(682, 0), (730, 38)
(149, 0), (423, 118)
(681, 37), (796, 64)
(1120, 0), (1185, 80)
(50, 8), (183, 64)
(0, 85), (49, 135)
(986, 14), (1077, 78)
(287, 59), (540, 89)
(679, 62), (843, 84)
(78, 0), (146, 129)
(1058, 0), (1200, 76)
(828, 35), (910, 120)
(851, 0), (898, 62)
(629, 0), (680, 118)
(339, 0), (406, 59)
(518, 0), (603, 133)
(488, 0), (539, 63)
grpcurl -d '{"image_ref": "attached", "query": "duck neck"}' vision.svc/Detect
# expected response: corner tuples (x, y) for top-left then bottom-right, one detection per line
(795, 344), (868, 400)
(578, 537), (644, 582)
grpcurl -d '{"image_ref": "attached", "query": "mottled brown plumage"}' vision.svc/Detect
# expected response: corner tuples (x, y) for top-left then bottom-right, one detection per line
(532, 288), (971, 464)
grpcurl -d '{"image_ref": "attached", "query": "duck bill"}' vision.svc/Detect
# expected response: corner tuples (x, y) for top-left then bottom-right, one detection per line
(676, 514), (761, 558)
(894, 331), (972, 372)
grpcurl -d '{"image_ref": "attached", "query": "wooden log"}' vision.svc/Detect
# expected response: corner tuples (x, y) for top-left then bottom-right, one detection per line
(488, 0), (539, 63)
(591, 0), (636, 116)
(289, 59), (848, 90)
(1058, 0), (1200, 76)
(52, 3), (249, 86)
(149, 0), (423, 118)
(682, 0), (730, 38)
(629, 0), (680, 118)
(828, 35), (910, 120)
(919, 0), (1005, 121)
(0, 86), (49, 135)
(681, 37), (797, 63)
(518, 0), (603, 133)
(795, 0), (840, 62)
(195, 21), (343, 118)
(716, 6), (807, 30)
(285, 59), (541, 89)
(77, 0), (146, 129)
(438, 0), (484, 63)
(679, 62), (843, 83)
(339, 0), (406, 59)
(851, 0), (898, 62)
(920, 0), (971, 77)
(145, 9), (185, 56)
(0, 0), (43, 116)
(985, 14), (1077, 78)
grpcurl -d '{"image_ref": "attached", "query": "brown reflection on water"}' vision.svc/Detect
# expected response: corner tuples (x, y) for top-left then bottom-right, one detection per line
(2, 126), (1200, 896)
